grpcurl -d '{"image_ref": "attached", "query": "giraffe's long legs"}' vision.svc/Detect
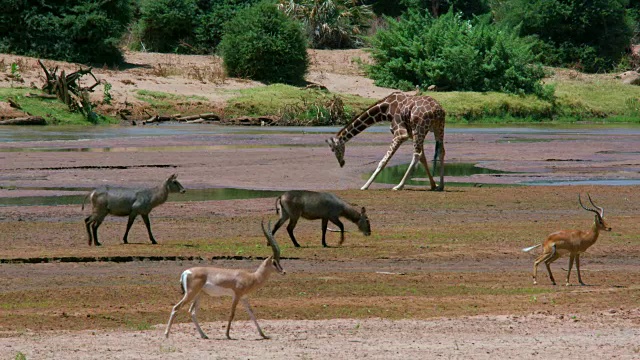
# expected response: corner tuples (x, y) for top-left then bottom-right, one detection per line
(435, 140), (445, 191)
(361, 137), (407, 190)
(419, 152), (437, 190)
(395, 152), (422, 190)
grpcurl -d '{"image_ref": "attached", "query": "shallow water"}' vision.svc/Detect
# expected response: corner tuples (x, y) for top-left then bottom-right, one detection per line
(368, 163), (512, 187)
(2, 123), (640, 143)
(0, 187), (281, 207)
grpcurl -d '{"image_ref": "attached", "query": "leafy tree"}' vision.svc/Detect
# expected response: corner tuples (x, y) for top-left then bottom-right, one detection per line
(367, 10), (550, 97)
(0, 0), (132, 64)
(277, 0), (374, 49)
(219, 1), (309, 84)
(136, 0), (199, 53)
(193, 0), (264, 53)
(493, 0), (634, 72)
(401, 0), (490, 18)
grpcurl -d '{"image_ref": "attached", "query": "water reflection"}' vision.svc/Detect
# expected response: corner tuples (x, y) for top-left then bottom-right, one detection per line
(370, 163), (511, 186)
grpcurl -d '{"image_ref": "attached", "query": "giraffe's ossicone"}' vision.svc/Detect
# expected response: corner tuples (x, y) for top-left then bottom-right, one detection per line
(327, 92), (445, 191)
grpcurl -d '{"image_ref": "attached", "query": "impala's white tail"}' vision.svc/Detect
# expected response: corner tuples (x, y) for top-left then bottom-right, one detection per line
(522, 244), (542, 252)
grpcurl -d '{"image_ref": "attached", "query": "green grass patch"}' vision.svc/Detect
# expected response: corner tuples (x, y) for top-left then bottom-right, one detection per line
(134, 90), (208, 110)
(0, 87), (117, 125)
(223, 84), (372, 121)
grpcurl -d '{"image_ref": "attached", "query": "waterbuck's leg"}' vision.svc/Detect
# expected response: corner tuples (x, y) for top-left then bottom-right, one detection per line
(321, 218), (329, 247)
(189, 296), (208, 339)
(91, 218), (103, 247)
(141, 214), (157, 244)
(566, 253), (575, 286)
(241, 298), (268, 339)
(226, 295), (241, 340)
(122, 213), (137, 244)
(576, 254), (586, 286)
(330, 218), (345, 245)
(269, 214), (289, 245)
(286, 217), (301, 248)
(84, 216), (94, 246)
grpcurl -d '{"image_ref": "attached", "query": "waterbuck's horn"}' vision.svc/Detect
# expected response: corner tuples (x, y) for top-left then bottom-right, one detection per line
(262, 219), (280, 262)
(578, 193), (601, 216)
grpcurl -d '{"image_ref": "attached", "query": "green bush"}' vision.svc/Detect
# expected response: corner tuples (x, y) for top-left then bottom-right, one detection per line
(219, 1), (308, 84)
(193, 0), (263, 53)
(277, 0), (375, 49)
(494, 0), (634, 73)
(367, 10), (549, 97)
(135, 0), (199, 53)
(0, 0), (132, 64)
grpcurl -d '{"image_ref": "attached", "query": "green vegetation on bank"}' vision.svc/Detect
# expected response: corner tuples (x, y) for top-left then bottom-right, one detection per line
(4, 66), (640, 125)
(0, 88), (117, 125)
(218, 74), (640, 124)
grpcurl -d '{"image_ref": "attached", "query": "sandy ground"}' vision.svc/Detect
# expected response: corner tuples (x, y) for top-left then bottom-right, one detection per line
(2, 314), (639, 360)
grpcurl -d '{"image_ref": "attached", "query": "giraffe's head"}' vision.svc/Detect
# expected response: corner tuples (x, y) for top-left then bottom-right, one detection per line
(326, 137), (345, 167)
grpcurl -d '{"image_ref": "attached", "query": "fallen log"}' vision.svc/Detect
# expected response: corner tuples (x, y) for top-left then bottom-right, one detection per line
(0, 116), (46, 125)
(177, 113), (220, 122)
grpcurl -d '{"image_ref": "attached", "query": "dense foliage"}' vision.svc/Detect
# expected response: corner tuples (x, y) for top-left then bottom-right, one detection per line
(401, 0), (490, 18)
(219, 1), (309, 84)
(367, 10), (550, 97)
(277, 0), (375, 49)
(194, 0), (264, 53)
(494, 0), (634, 73)
(132, 0), (263, 53)
(0, 0), (132, 64)
(134, 0), (199, 53)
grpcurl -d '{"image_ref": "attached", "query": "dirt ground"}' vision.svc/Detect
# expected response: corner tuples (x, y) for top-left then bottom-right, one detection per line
(1, 51), (639, 359)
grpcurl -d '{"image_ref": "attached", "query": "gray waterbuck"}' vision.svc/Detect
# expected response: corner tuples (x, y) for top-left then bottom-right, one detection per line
(272, 190), (371, 247)
(82, 174), (185, 246)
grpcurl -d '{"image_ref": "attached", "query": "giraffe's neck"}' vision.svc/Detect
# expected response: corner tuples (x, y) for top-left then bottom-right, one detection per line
(337, 105), (387, 143)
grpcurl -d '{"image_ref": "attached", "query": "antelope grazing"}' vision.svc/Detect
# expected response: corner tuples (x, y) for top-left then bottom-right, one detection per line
(523, 194), (611, 286)
(165, 220), (285, 340)
(272, 190), (371, 247)
(82, 174), (185, 246)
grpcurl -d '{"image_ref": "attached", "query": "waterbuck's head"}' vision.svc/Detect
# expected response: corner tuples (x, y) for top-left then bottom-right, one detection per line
(578, 193), (611, 232)
(357, 207), (371, 236)
(262, 219), (285, 275)
(167, 174), (186, 194)
(326, 137), (345, 167)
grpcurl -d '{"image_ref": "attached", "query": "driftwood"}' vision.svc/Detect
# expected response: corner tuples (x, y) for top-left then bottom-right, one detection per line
(0, 116), (46, 125)
(38, 59), (100, 118)
(140, 113), (277, 126)
(8, 98), (21, 109)
(142, 113), (221, 125)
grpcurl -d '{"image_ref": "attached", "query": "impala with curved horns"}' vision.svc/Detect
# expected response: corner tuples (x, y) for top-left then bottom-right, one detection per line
(522, 193), (611, 286)
(165, 220), (285, 340)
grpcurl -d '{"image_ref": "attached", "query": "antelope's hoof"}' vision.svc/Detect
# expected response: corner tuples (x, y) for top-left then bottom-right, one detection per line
(565, 283), (571, 287)
(95, 242), (102, 247)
